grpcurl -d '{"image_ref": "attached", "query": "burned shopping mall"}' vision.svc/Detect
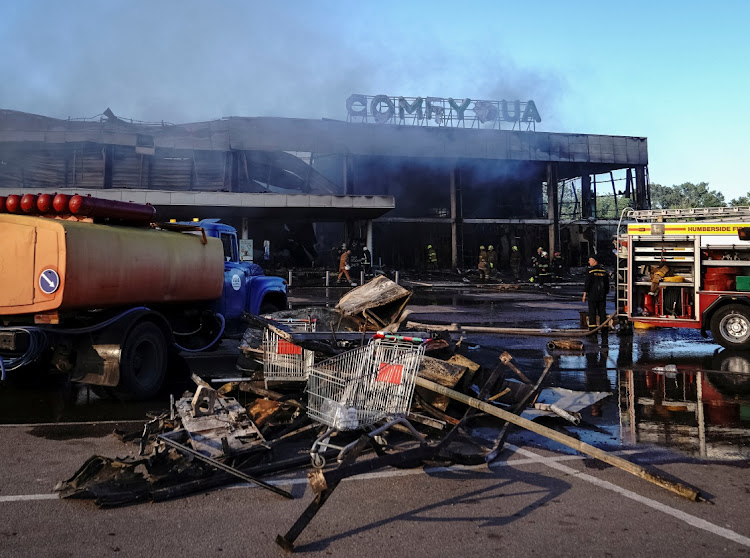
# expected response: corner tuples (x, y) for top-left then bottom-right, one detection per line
(0, 101), (649, 271)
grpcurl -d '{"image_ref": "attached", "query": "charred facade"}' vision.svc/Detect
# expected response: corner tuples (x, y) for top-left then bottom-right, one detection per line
(0, 109), (648, 270)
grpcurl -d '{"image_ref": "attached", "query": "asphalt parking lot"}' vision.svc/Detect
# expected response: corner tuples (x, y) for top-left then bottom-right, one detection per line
(1, 278), (749, 557)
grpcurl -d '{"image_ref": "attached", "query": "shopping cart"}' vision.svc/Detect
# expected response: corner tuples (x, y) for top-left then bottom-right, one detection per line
(306, 333), (430, 467)
(263, 319), (316, 389)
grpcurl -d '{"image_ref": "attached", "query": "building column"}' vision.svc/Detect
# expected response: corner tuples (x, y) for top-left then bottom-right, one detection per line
(581, 173), (592, 218)
(241, 217), (249, 240)
(366, 219), (373, 253)
(450, 168), (458, 268)
(547, 162), (559, 259)
(342, 154), (350, 195)
(634, 165), (648, 209)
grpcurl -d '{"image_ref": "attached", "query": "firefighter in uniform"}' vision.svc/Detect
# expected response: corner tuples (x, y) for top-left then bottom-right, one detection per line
(487, 245), (498, 277)
(582, 255), (610, 345)
(478, 246), (489, 281)
(426, 244), (438, 270)
(530, 247), (543, 282)
(536, 251), (552, 284)
(552, 251), (564, 281)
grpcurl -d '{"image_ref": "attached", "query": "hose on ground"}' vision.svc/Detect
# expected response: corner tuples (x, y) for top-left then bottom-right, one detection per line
(405, 313), (618, 338)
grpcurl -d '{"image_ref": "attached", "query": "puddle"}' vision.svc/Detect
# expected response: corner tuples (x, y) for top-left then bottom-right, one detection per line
(2, 285), (749, 462)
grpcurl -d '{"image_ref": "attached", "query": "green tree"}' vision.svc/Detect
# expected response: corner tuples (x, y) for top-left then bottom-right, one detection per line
(730, 194), (750, 206)
(649, 182), (726, 209)
(596, 195), (634, 219)
(557, 184), (634, 219)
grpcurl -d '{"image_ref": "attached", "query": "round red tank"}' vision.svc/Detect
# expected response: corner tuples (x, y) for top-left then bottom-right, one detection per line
(37, 193), (55, 213)
(68, 194), (156, 223)
(5, 194), (21, 213)
(20, 194), (39, 214)
(52, 194), (69, 213)
(0, 196), (6, 213)
(643, 293), (656, 314)
(704, 267), (737, 291)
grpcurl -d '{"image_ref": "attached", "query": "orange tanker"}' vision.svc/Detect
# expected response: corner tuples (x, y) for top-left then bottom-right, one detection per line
(0, 199), (287, 401)
(0, 213), (224, 315)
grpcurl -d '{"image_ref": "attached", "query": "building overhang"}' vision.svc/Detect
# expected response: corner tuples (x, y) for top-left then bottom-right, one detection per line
(0, 188), (395, 222)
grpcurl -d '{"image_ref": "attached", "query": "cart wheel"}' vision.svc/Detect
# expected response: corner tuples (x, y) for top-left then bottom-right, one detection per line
(710, 304), (750, 350)
(311, 453), (326, 469)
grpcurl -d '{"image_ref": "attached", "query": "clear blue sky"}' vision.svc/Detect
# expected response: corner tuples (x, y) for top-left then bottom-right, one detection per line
(1, 0), (748, 199)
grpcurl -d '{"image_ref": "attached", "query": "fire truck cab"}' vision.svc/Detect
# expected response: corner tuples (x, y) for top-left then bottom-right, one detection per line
(617, 207), (750, 350)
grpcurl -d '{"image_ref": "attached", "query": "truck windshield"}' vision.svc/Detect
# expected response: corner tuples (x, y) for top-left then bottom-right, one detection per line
(220, 233), (238, 262)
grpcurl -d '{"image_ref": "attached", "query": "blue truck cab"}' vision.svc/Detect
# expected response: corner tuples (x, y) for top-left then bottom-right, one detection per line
(188, 220), (287, 328)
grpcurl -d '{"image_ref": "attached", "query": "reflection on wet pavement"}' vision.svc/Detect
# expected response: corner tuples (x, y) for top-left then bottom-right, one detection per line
(1, 284), (749, 460)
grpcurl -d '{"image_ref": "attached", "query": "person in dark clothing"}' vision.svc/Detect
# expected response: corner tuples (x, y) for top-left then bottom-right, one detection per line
(582, 255), (610, 345)
(510, 245), (521, 281)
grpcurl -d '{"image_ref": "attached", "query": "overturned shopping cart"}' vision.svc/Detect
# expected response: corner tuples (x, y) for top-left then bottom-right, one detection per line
(262, 319), (316, 389)
(306, 333), (429, 468)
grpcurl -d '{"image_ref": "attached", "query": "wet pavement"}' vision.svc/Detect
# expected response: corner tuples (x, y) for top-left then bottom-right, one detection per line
(2, 277), (750, 556)
(1, 278), (749, 461)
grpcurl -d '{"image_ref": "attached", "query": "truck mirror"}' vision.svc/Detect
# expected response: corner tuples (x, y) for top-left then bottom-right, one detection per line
(739, 227), (750, 241)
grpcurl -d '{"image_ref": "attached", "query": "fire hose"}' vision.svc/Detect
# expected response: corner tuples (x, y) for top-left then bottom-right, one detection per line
(405, 312), (617, 337)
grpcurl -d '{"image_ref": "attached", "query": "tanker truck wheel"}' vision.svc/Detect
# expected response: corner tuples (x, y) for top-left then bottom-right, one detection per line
(710, 304), (750, 350)
(114, 321), (167, 400)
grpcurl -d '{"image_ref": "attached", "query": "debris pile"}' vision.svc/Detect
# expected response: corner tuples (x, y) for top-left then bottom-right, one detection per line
(55, 276), (704, 551)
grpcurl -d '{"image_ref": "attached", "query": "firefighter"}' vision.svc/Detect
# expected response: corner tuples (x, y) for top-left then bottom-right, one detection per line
(487, 245), (498, 277)
(510, 245), (521, 281)
(362, 246), (372, 275)
(552, 251), (564, 281)
(426, 244), (438, 270)
(530, 246), (544, 282)
(478, 247), (489, 281)
(582, 255), (610, 345)
(337, 249), (354, 284)
(536, 251), (552, 284)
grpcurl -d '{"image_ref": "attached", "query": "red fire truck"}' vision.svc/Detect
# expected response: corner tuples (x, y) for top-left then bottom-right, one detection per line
(617, 207), (750, 350)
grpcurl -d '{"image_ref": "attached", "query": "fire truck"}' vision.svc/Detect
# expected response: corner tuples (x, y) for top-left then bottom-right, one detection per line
(617, 206), (750, 350)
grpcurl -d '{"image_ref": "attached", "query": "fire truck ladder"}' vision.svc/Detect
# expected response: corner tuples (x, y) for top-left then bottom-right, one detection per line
(625, 206), (750, 221)
(615, 208), (633, 322)
(615, 233), (629, 319)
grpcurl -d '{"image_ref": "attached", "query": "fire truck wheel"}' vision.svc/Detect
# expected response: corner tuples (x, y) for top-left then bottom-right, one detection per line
(115, 321), (167, 400)
(710, 304), (750, 350)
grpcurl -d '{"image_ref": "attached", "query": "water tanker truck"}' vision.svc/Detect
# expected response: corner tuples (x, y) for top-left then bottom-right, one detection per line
(0, 193), (287, 399)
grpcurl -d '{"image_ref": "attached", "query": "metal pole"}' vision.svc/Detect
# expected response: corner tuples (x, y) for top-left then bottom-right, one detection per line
(288, 270), (293, 287)
(158, 435), (292, 499)
(415, 377), (703, 502)
(395, 271), (400, 284)
(360, 270), (365, 285)
(325, 271), (330, 287)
